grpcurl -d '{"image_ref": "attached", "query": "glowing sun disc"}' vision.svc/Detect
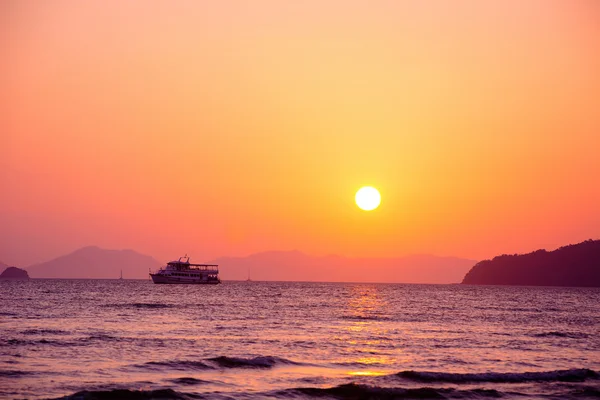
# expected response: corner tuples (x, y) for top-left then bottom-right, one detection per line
(355, 186), (381, 211)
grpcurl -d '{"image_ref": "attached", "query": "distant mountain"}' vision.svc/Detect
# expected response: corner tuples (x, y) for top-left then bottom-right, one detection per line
(26, 246), (162, 279)
(211, 251), (476, 284)
(462, 239), (600, 287)
(1, 266), (29, 279)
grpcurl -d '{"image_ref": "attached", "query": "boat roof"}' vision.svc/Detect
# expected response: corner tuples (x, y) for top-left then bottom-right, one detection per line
(187, 263), (218, 267)
(167, 259), (217, 267)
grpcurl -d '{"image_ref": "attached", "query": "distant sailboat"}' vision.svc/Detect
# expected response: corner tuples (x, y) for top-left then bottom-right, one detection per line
(246, 268), (252, 282)
(119, 270), (123, 280)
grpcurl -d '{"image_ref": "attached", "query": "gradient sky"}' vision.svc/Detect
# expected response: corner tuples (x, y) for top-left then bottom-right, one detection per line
(2, 1), (599, 267)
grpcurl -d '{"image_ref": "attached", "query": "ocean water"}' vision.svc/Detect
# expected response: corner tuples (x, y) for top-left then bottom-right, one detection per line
(1, 280), (599, 399)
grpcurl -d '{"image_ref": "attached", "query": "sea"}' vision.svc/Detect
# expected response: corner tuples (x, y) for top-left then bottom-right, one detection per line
(1, 280), (599, 399)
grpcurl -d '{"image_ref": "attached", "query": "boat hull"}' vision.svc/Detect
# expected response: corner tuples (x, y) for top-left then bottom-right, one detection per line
(150, 274), (221, 284)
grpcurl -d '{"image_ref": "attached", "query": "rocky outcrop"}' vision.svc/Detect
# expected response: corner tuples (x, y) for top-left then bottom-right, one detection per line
(462, 239), (600, 287)
(0, 266), (30, 279)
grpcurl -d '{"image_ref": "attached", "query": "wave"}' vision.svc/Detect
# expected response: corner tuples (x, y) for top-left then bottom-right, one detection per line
(0, 338), (30, 346)
(2, 337), (91, 347)
(143, 360), (214, 371)
(131, 302), (175, 309)
(2, 335), (198, 349)
(52, 388), (193, 400)
(569, 386), (600, 398)
(46, 382), (600, 400)
(21, 328), (70, 335)
(395, 368), (599, 383)
(140, 356), (303, 372)
(83, 334), (120, 342)
(207, 355), (301, 369)
(340, 314), (392, 321)
(277, 383), (504, 399)
(532, 331), (589, 339)
(0, 338), (71, 347)
(0, 312), (17, 317)
(333, 361), (387, 368)
(169, 377), (211, 386)
(102, 302), (175, 309)
(0, 370), (33, 377)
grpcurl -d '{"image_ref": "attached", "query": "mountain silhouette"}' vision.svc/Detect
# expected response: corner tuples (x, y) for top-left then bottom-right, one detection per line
(462, 239), (600, 287)
(212, 251), (476, 284)
(26, 246), (161, 279)
(18, 247), (475, 283)
(0, 266), (29, 279)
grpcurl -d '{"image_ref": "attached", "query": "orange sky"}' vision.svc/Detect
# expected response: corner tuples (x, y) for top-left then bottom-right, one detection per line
(1, 1), (599, 267)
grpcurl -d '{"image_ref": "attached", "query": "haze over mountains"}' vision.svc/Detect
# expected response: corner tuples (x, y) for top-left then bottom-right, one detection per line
(6, 240), (600, 285)
(16, 246), (476, 283)
(25, 246), (162, 279)
(213, 251), (476, 283)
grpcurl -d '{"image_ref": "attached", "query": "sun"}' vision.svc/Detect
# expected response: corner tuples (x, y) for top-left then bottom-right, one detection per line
(355, 186), (381, 211)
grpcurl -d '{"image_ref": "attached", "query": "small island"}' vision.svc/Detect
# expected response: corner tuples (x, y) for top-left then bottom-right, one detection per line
(0, 266), (30, 280)
(462, 239), (600, 287)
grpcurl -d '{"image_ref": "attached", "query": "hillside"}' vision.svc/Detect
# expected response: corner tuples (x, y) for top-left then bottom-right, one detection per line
(212, 251), (476, 284)
(0, 266), (29, 279)
(26, 246), (162, 279)
(462, 239), (600, 287)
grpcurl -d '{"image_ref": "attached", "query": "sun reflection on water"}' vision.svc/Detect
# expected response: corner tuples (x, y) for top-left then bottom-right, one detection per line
(336, 285), (401, 370)
(348, 370), (389, 376)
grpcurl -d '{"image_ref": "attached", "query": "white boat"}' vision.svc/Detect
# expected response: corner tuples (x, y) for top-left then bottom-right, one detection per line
(150, 256), (221, 284)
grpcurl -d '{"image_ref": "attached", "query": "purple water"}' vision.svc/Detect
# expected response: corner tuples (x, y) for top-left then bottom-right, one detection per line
(1, 280), (599, 399)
